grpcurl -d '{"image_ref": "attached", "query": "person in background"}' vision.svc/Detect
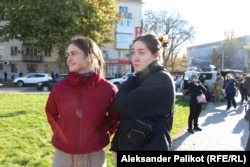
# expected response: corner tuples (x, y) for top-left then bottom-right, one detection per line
(187, 74), (207, 134)
(4, 71), (7, 82)
(246, 117), (250, 151)
(239, 73), (248, 105)
(224, 73), (238, 110)
(19, 71), (23, 77)
(51, 71), (55, 79)
(213, 72), (224, 105)
(110, 33), (175, 163)
(45, 36), (120, 167)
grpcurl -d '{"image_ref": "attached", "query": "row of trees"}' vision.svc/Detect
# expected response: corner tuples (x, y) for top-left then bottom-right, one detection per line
(0, 1), (193, 73)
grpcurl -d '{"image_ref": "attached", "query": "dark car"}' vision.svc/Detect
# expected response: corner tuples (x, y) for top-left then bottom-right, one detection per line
(36, 74), (67, 91)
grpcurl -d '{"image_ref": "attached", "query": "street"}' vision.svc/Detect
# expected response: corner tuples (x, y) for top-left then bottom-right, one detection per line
(0, 86), (49, 94)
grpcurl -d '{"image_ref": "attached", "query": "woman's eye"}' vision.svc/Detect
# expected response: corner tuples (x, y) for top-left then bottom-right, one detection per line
(139, 52), (144, 55)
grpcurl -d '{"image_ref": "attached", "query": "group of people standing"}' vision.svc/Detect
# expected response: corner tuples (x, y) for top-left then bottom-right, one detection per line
(45, 33), (175, 166)
(215, 72), (250, 110)
(43, 32), (250, 166)
(187, 71), (250, 151)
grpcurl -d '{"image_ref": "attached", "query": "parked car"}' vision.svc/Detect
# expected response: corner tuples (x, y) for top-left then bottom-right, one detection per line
(13, 73), (52, 87)
(109, 72), (133, 89)
(36, 74), (67, 91)
(175, 77), (183, 92)
(199, 71), (218, 96)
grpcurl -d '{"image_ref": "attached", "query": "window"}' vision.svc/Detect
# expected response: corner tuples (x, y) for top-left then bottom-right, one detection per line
(44, 64), (51, 73)
(118, 18), (132, 28)
(11, 64), (18, 73)
(0, 35), (3, 42)
(116, 34), (132, 43)
(0, 63), (3, 70)
(27, 64), (38, 73)
(44, 50), (51, 57)
(200, 73), (212, 80)
(0, 46), (3, 59)
(11, 46), (18, 56)
(118, 51), (123, 59)
(119, 6), (128, 14)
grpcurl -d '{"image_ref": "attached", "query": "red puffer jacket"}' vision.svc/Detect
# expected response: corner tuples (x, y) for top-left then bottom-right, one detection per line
(45, 71), (120, 154)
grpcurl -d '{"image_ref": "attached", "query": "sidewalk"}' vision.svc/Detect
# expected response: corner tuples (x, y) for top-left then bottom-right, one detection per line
(172, 96), (249, 150)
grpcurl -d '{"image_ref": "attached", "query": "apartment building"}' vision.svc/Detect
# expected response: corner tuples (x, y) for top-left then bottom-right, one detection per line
(103, 0), (143, 77)
(187, 35), (250, 72)
(0, 0), (143, 80)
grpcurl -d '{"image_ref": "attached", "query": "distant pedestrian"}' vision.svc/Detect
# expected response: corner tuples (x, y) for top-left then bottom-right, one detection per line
(4, 71), (7, 82)
(213, 72), (224, 105)
(245, 102), (250, 151)
(51, 71), (55, 79)
(187, 74), (207, 134)
(238, 73), (248, 105)
(19, 71), (23, 77)
(224, 73), (238, 110)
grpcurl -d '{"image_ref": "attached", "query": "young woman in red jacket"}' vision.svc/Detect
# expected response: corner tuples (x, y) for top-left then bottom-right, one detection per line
(45, 36), (120, 167)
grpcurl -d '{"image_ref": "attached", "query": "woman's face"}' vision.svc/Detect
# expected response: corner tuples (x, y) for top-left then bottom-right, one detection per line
(131, 41), (158, 73)
(66, 44), (91, 73)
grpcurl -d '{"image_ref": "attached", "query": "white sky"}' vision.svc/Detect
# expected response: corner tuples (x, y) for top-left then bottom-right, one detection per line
(142, 0), (250, 50)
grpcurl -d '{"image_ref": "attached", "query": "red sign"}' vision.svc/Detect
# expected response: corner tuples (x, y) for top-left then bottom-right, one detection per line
(105, 59), (130, 65)
(135, 27), (142, 38)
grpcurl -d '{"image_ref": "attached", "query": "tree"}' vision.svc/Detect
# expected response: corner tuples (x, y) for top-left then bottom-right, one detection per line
(168, 53), (187, 72)
(221, 30), (238, 69)
(0, 0), (119, 73)
(211, 46), (221, 69)
(142, 9), (195, 71)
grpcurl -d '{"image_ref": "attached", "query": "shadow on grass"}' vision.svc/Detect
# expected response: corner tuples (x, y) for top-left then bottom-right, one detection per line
(0, 110), (27, 118)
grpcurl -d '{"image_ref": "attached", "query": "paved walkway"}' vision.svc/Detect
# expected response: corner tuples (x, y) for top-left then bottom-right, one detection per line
(172, 95), (249, 150)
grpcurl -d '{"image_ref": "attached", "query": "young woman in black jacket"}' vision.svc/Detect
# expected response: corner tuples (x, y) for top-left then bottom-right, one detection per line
(187, 74), (207, 133)
(110, 33), (175, 163)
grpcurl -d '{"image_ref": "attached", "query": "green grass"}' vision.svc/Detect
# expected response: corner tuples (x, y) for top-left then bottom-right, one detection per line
(0, 93), (189, 167)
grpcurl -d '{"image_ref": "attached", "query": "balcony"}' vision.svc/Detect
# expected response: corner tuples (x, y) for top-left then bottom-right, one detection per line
(22, 55), (42, 62)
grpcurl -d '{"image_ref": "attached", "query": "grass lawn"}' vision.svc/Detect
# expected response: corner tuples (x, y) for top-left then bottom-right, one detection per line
(0, 93), (189, 167)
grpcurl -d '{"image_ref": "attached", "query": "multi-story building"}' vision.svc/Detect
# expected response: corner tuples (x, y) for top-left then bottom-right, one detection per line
(0, 0), (143, 81)
(103, 0), (143, 78)
(187, 35), (250, 72)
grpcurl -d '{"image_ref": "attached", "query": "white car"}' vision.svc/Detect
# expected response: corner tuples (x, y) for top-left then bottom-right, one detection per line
(109, 73), (133, 89)
(13, 73), (52, 87)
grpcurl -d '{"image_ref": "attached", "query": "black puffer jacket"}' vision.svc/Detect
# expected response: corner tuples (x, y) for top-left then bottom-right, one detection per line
(188, 81), (207, 106)
(110, 61), (175, 151)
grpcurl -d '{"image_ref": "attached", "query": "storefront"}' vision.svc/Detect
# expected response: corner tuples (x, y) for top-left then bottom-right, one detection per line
(104, 59), (131, 78)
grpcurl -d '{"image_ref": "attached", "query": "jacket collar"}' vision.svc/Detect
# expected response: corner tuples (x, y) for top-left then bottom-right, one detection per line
(67, 71), (101, 88)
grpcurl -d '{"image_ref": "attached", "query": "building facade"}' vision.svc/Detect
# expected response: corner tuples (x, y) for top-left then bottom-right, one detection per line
(0, 0), (143, 80)
(103, 0), (143, 78)
(187, 35), (250, 72)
